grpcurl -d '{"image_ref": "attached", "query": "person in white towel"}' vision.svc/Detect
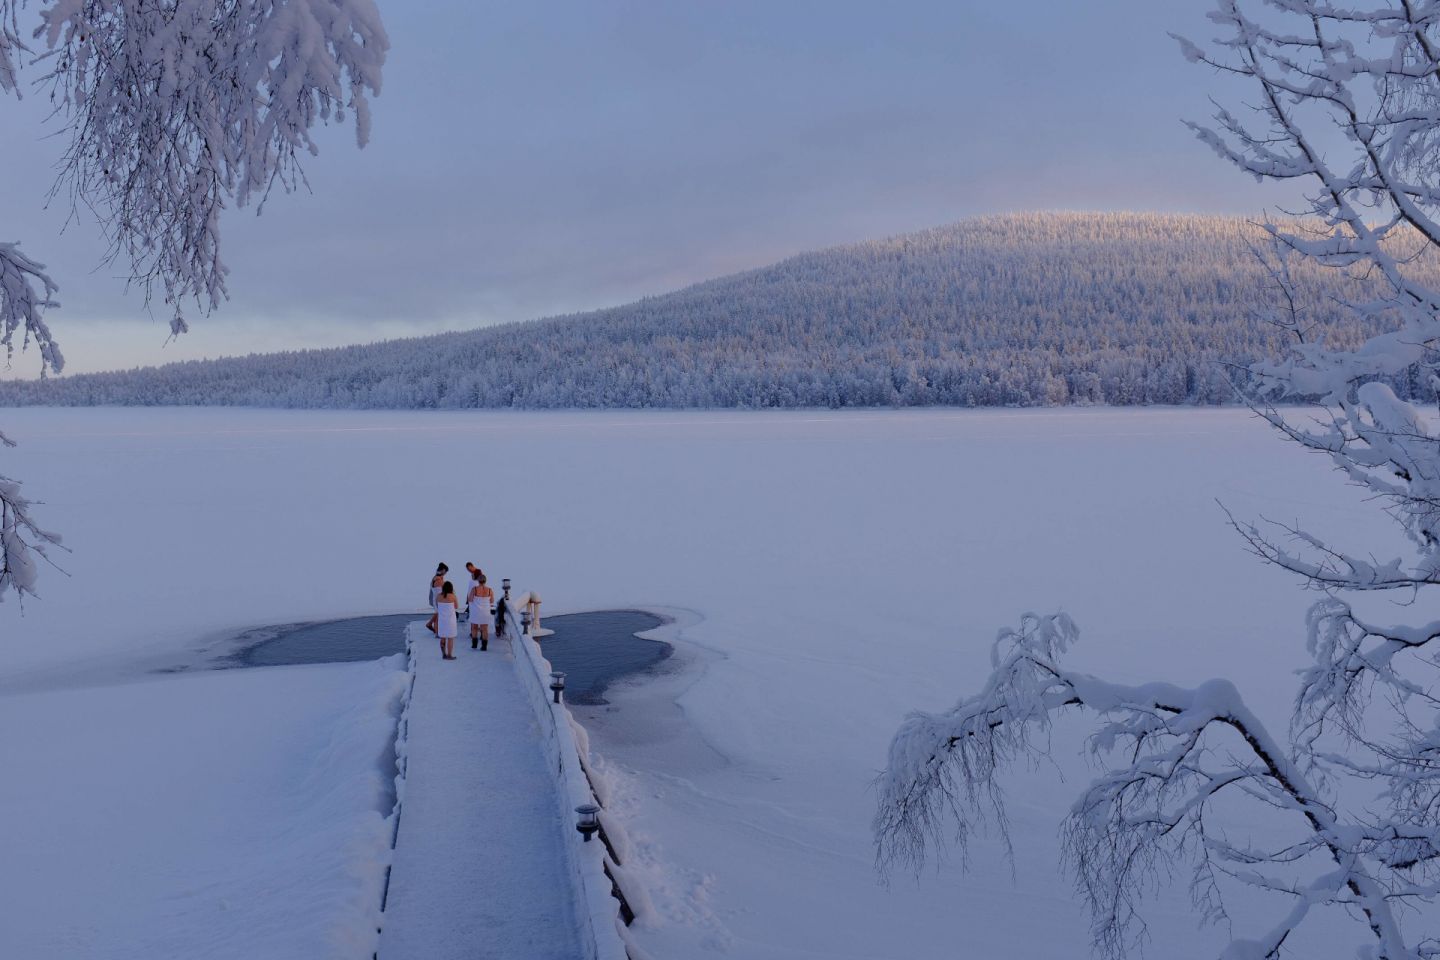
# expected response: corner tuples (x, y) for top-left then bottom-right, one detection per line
(425, 562), (448, 637)
(436, 580), (460, 660)
(467, 569), (495, 651)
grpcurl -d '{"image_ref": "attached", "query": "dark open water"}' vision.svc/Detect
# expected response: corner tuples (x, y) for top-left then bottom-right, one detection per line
(534, 609), (670, 704)
(227, 609), (668, 703)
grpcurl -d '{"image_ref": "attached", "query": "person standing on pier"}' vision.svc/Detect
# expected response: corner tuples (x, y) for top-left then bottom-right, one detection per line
(467, 569), (494, 651)
(436, 580), (460, 660)
(494, 580), (512, 640)
(426, 563), (448, 636)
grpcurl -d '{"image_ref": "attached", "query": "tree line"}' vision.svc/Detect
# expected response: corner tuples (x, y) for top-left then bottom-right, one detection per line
(3, 211), (1434, 410)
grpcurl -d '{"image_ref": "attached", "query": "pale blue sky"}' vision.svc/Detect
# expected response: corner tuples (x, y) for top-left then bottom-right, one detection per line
(0, 1), (1281, 375)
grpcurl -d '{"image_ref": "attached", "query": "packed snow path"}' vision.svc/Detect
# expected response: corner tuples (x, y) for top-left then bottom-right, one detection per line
(377, 625), (583, 959)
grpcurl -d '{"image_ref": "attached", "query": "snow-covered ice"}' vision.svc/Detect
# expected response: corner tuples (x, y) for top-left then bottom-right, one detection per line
(0, 406), (1394, 958)
(0, 655), (408, 959)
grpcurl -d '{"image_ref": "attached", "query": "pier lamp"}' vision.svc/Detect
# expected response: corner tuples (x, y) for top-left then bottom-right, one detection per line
(575, 804), (600, 842)
(501, 578), (511, 598)
(549, 671), (566, 704)
(521, 609), (532, 635)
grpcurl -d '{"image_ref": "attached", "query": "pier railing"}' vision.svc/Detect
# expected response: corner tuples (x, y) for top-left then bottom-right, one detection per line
(507, 593), (648, 960)
(375, 634), (419, 959)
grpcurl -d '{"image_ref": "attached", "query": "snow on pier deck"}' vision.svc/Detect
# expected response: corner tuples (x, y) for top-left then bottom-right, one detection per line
(377, 624), (582, 960)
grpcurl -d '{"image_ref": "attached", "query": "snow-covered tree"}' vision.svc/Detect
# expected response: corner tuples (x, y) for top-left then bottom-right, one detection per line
(874, 3), (1440, 958)
(0, 0), (387, 601)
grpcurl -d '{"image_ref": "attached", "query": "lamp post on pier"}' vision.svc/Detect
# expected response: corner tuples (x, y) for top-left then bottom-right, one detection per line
(575, 804), (600, 842)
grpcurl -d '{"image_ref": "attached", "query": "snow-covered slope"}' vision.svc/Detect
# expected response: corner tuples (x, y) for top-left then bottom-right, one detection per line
(5, 212), (1437, 410)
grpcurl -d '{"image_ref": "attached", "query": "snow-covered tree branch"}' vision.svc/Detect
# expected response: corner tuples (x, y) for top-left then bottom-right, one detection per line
(0, 0), (386, 603)
(0, 429), (63, 603)
(0, 242), (64, 603)
(875, 3), (1440, 957)
(33, 0), (388, 331)
(873, 615), (1435, 959)
(0, 0), (26, 95)
(0, 241), (61, 375)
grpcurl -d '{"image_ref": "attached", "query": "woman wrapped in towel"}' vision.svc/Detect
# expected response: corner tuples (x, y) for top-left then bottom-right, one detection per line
(436, 581), (460, 660)
(425, 562), (448, 638)
(468, 568), (495, 651)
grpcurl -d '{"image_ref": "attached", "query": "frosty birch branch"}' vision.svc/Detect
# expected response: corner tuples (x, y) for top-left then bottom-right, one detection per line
(30, 0), (389, 331)
(878, 4), (1440, 957)
(0, 0), (26, 95)
(0, 241), (62, 375)
(0, 455), (64, 603)
(0, 0), (387, 606)
(873, 614), (1429, 960)
(0, 242), (64, 602)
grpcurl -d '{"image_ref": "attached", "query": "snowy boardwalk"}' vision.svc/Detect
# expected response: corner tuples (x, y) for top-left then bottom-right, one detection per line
(378, 625), (582, 960)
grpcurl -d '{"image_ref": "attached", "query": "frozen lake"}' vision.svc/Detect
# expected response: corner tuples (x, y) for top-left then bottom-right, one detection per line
(0, 407), (1400, 959)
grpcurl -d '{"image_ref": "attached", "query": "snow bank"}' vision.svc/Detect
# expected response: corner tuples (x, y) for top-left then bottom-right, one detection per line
(506, 595), (639, 960)
(0, 656), (409, 960)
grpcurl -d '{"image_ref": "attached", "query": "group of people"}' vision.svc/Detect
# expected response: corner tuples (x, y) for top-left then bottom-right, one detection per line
(426, 561), (500, 660)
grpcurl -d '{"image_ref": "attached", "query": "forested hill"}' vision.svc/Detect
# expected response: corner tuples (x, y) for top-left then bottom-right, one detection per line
(2, 211), (1432, 409)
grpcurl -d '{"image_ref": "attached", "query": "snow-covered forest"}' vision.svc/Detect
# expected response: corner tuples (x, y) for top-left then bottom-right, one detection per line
(5, 211), (1435, 410)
